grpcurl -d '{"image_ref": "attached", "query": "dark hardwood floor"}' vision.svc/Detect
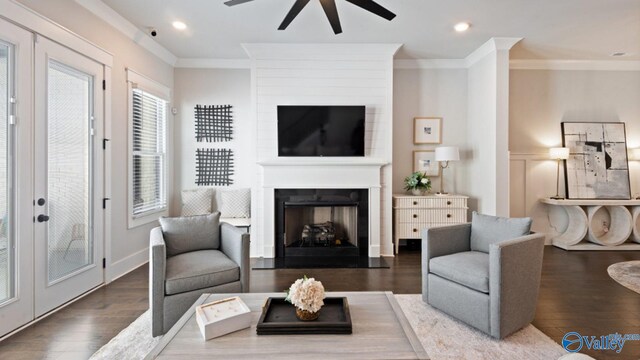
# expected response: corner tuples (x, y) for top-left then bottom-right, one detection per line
(0, 246), (638, 359)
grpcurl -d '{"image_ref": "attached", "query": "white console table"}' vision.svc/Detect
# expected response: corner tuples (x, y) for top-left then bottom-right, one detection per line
(540, 198), (640, 251)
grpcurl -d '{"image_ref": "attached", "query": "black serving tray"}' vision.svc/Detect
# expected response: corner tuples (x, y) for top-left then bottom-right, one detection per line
(256, 297), (352, 335)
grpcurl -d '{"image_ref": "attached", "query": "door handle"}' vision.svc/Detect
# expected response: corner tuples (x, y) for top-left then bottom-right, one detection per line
(37, 214), (50, 223)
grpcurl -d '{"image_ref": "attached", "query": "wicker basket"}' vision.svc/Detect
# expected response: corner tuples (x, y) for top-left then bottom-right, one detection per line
(296, 308), (320, 321)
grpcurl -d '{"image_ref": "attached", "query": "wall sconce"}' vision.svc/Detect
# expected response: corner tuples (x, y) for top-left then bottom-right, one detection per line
(549, 147), (570, 200)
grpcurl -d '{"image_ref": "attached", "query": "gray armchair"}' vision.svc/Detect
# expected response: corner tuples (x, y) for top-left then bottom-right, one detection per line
(422, 212), (544, 339)
(150, 213), (250, 337)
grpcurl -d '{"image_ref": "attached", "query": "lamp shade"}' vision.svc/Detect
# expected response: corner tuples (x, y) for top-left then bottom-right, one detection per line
(435, 146), (460, 162)
(549, 147), (570, 160)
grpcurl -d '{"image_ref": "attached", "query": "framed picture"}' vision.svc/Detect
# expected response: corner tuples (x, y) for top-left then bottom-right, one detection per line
(413, 150), (440, 176)
(561, 122), (631, 200)
(414, 117), (442, 144)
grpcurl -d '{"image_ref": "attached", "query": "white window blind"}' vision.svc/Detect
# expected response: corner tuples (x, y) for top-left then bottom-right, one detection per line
(131, 88), (167, 217)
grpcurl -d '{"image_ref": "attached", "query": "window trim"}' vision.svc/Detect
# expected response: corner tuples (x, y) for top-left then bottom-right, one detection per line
(126, 69), (170, 229)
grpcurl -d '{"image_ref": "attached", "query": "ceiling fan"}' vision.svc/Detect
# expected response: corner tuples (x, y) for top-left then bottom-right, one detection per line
(224, 0), (396, 34)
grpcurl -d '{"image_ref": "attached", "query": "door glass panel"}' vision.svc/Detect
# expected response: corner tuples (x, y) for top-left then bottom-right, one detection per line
(0, 42), (12, 302)
(47, 60), (93, 283)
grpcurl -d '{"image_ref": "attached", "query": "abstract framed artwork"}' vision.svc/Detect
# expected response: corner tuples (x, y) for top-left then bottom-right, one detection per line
(413, 150), (440, 176)
(413, 117), (442, 144)
(561, 122), (631, 199)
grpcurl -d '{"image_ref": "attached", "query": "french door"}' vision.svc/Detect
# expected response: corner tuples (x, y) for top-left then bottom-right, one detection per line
(0, 17), (34, 338)
(34, 36), (104, 316)
(0, 17), (105, 336)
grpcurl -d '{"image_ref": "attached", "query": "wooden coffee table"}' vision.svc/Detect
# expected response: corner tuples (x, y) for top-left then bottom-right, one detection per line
(147, 291), (428, 359)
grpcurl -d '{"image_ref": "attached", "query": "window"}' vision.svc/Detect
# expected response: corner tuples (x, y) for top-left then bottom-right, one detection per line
(127, 70), (170, 227)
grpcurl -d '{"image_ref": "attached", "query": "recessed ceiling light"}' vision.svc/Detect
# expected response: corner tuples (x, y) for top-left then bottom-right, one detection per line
(611, 52), (626, 57)
(454, 22), (470, 32)
(172, 21), (187, 30)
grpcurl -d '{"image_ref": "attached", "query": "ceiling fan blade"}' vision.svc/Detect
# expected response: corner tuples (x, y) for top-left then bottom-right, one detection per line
(224, 0), (255, 6)
(344, 0), (396, 21)
(319, 0), (342, 34)
(278, 0), (311, 30)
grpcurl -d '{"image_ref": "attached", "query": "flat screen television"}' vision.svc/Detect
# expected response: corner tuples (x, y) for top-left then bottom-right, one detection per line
(277, 105), (365, 157)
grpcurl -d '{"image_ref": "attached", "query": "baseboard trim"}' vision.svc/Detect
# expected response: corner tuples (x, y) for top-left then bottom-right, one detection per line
(106, 247), (149, 283)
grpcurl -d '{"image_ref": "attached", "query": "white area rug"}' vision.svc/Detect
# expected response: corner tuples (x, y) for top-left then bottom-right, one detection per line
(607, 260), (640, 295)
(395, 295), (565, 360)
(90, 310), (159, 360)
(91, 295), (566, 360)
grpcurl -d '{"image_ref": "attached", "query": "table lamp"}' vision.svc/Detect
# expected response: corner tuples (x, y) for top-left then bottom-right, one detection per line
(549, 147), (570, 200)
(435, 146), (460, 195)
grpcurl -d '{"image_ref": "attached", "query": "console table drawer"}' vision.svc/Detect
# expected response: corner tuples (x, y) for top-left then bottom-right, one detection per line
(395, 197), (466, 209)
(395, 209), (466, 224)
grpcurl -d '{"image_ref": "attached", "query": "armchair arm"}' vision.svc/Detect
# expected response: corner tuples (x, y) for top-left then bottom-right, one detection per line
(220, 222), (250, 292)
(489, 233), (545, 338)
(149, 226), (167, 337)
(421, 223), (471, 302)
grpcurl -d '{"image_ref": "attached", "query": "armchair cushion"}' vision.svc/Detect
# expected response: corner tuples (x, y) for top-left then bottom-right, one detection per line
(159, 212), (221, 256)
(430, 251), (490, 293)
(470, 212), (532, 253)
(165, 250), (239, 295)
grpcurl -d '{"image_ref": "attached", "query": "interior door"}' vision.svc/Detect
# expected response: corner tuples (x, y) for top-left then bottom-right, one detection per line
(0, 17), (34, 338)
(34, 36), (104, 316)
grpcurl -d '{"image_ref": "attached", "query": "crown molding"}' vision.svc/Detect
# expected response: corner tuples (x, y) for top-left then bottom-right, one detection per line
(509, 59), (640, 71)
(394, 59), (467, 69)
(242, 43), (403, 60)
(74, 0), (177, 66)
(175, 58), (251, 69)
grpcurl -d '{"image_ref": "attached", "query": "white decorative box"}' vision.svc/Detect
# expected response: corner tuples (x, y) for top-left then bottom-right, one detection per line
(195, 296), (252, 340)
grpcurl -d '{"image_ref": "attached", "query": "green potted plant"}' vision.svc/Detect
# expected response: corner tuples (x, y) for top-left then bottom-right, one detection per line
(404, 171), (432, 196)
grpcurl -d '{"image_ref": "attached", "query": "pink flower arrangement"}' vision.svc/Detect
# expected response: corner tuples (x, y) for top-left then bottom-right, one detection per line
(285, 276), (326, 313)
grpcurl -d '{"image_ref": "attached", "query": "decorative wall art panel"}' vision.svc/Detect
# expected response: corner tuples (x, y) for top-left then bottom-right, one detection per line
(561, 122), (631, 199)
(195, 148), (234, 186)
(195, 104), (233, 142)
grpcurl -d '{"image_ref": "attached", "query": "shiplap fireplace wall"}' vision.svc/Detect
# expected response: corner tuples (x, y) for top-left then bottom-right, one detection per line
(244, 43), (401, 258)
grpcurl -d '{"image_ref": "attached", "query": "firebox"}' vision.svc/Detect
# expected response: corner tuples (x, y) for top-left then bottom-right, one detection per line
(275, 189), (368, 258)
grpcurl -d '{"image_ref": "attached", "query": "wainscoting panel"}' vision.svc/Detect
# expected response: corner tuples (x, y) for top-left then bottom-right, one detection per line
(510, 153), (564, 244)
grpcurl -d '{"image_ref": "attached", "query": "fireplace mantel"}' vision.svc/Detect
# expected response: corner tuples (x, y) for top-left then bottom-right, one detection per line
(257, 158), (389, 167)
(258, 159), (384, 258)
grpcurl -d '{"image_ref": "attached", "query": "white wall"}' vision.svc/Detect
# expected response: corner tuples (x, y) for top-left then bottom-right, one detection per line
(17, 0), (174, 280)
(392, 69), (468, 196)
(510, 69), (640, 223)
(173, 68), (252, 213)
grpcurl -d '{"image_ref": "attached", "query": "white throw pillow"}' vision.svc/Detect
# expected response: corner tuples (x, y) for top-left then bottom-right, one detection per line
(219, 189), (251, 218)
(181, 188), (214, 216)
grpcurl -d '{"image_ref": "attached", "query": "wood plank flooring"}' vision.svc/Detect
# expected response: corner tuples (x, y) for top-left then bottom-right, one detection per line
(0, 246), (638, 359)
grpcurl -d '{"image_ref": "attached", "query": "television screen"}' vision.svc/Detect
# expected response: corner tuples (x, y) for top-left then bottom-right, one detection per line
(277, 105), (365, 157)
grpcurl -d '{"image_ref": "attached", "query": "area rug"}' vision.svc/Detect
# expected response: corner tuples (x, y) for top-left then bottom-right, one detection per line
(607, 260), (640, 295)
(91, 295), (565, 360)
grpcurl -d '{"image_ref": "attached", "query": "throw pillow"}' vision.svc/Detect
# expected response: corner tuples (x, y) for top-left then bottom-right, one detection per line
(159, 212), (220, 257)
(181, 188), (213, 216)
(469, 211), (532, 253)
(219, 189), (251, 218)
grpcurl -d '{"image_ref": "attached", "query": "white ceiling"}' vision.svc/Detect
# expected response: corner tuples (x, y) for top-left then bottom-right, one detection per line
(101, 0), (640, 60)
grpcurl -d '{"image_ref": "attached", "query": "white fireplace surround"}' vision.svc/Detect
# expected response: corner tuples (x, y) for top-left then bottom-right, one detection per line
(258, 158), (388, 257)
(244, 43), (400, 258)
